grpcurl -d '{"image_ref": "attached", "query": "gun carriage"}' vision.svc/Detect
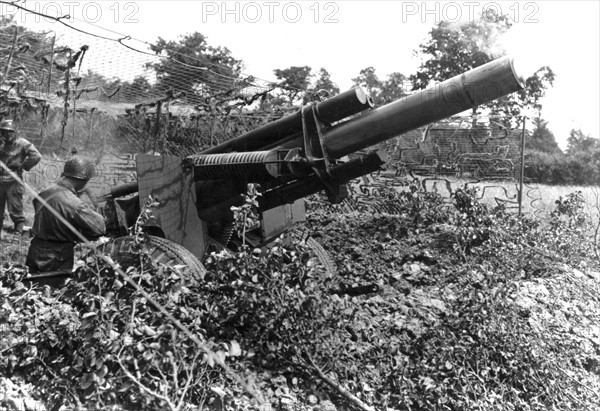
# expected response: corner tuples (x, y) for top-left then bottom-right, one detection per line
(98, 57), (527, 275)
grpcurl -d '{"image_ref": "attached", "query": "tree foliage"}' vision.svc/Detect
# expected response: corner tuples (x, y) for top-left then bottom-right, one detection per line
(147, 32), (243, 96)
(526, 116), (561, 154)
(410, 10), (554, 121)
(120, 75), (154, 100)
(303, 67), (340, 104)
(525, 127), (600, 185)
(2, 179), (600, 410)
(567, 128), (599, 155)
(272, 65), (312, 106)
(410, 13), (511, 88)
(270, 66), (340, 107)
(351, 67), (408, 106)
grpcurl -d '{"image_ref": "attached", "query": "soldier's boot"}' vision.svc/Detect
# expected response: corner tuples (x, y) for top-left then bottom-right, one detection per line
(14, 222), (24, 234)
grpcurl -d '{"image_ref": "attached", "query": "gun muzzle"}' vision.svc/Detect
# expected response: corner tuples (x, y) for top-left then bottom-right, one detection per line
(275, 56), (527, 159)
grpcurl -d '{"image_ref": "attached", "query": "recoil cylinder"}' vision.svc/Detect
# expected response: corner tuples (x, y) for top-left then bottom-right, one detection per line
(186, 150), (283, 180)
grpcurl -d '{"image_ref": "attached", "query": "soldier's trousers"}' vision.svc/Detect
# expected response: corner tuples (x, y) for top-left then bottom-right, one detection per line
(0, 181), (25, 230)
(25, 237), (75, 287)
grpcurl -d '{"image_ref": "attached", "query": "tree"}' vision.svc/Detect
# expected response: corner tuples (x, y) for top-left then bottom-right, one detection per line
(351, 67), (382, 102)
(78, 70), (122, 93)
(380, 72), (409, 104)
(265, 66), (340, 110)
(527, 117), (561, 154)
(272, 65), (313, 106)
(410, 10), (554, 122)
(147, 32), (243, 97)
(120, 76), (153, 101)
(352, 68), (407, 106)
(567, 128), (599, 155)
(493, 66), (555, 121)
(303, 68), (340, 104)
(563, 129), (600, 185)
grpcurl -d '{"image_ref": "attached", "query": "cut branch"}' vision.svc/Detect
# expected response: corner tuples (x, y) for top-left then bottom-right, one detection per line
(117, 346), (177, 411)
(305, 353), (375, 411)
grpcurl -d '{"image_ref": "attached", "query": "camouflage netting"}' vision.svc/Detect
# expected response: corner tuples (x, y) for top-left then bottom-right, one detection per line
(1, 6), (527, 209)
(0, 8), (288, 158)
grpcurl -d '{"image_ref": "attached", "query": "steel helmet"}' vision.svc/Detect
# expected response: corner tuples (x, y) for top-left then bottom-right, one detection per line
(62, 156), (96, 180)
(0, 119), (15, 132)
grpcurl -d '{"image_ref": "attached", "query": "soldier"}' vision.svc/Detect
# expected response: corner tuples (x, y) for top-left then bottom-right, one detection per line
(0, 119), (42, 235)
(26, 156), (106, 284)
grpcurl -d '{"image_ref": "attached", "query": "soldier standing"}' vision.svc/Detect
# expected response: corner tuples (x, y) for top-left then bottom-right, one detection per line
(0, 119), (42, 235)
(26, 156), (106, 284)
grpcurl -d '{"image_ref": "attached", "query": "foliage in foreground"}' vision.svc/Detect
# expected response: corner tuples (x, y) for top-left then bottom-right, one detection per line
(1, 186), (600, 410)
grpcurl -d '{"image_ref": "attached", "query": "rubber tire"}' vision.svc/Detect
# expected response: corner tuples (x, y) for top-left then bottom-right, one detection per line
(305, 237), (337, 277)
(99, 235), (207, 280)
(291, 229), (337, 277)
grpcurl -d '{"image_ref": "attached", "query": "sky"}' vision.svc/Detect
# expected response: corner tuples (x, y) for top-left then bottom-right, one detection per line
(3, 0), (599, 149)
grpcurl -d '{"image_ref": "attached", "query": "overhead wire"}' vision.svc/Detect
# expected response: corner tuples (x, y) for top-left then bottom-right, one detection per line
(0, 5), (285, 396)
(0, 0), (306, 156)
(0, 0), (277, 88)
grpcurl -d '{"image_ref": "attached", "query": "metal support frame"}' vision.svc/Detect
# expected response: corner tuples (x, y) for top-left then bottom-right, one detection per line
(300, 104), (346, 203)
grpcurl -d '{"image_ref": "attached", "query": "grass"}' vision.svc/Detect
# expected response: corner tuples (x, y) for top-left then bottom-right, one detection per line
(415, 177), (600, 219)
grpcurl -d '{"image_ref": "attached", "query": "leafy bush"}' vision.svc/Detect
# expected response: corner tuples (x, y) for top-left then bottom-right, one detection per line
(1, 238), (240, 410)
(2, 183), (600, 410)
(391, 188), (599, 409)
(526, 149), (600, 186)
(451, 186), (497, 255)
(543, 190), (594, 260)
(393, 181), (451, 227)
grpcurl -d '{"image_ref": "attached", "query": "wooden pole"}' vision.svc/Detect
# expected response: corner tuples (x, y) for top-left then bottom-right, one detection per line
(518, 116), (527, 216)
(47, 34), (56, 96)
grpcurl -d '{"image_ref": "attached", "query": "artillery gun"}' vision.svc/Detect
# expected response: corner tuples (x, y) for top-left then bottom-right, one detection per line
(97, 56), (528, 276)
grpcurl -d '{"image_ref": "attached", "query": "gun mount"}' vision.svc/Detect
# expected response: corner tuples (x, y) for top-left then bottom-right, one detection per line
(100, 56), (527, 274)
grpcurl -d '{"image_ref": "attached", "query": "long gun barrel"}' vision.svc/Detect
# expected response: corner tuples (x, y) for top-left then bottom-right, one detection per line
(183, 56), (525, 182)
(200, 87), (374, 154)
(273, 56), (525, 158)
(106, 56), (527, 246)
(187, 56), (526, 207)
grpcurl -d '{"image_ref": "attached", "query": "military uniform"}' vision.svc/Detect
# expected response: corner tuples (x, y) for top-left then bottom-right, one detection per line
(0, 120), (41, 233)
(26, 178), (106, 273)
(26, 157), (106, 287)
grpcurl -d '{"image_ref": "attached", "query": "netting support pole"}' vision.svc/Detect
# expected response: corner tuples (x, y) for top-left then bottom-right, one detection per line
(85, 108), (95, 150)
(47, 35), (56, 96)
(518, 116), (527, 216)
(152, 100), (162, 154)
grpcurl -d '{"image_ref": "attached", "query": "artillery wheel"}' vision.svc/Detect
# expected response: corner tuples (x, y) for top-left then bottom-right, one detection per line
(205, 237), (228, 254)
(291, 229), (337, 277)
(305, 237), (337, 277)
(98, 235), (207, 280)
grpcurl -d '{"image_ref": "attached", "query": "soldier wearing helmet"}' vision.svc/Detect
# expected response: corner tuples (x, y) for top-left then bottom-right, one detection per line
(26, 156), (106, 285)
(0, 119), (42, 236)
